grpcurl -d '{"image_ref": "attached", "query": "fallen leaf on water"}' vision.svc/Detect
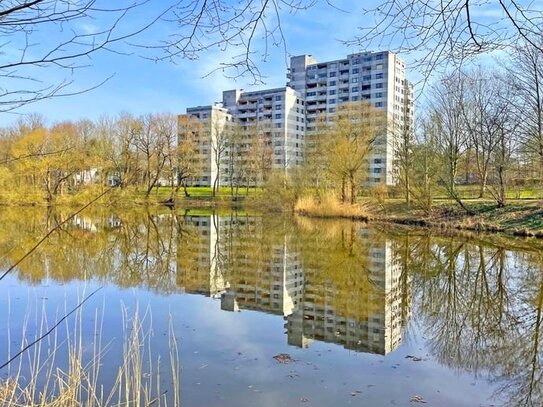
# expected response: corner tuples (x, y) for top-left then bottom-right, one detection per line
(300, 397), (309, 403)
(273, 353), (296, 364)
(410, 395), (427, 403)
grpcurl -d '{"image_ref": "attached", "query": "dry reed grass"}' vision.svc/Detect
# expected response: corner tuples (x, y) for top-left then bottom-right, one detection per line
(294, 195), (370, 220)
(0, 299), (180, 407)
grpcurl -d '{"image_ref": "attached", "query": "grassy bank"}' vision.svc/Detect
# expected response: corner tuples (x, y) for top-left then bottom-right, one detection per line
(2, 184), (542, 239)
(290, 186), (543, 238)
(0, 186), (263, 208)
(373, 199), (543, 238)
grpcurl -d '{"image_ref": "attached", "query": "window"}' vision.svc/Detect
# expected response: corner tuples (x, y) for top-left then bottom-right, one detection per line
(351, 96), (359, 101)
(275, 123), (282, 128)
(376, 64), (383, 70)
(375, 92), (383, 98)
(373, 168), (382, 173)
(329, 71), (336, 77)
(374, 158), (383, 164)
(376, 83), (383, 89)
(352, 68), (359, 74)
(352, 87), (358, 92)
(275, 104), (281, 110)
(328, 107), (336, 113)
(306, 91), (316, 97)
(376, 73), (383, 79)
(275, 114), (281, 119)
(329, 98), (336, 104)
(329, 80), (336, 86)
(352, 78), (358, 83)
(329, 89), (336, 95)
(275, 95), (282, 101)
(375, 53), (383, 60)
(362, 75), (371, 81)
(375, 102), (383, 107)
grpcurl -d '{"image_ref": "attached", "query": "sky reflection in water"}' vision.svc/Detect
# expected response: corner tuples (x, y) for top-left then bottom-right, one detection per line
(1, 208), (541, 406)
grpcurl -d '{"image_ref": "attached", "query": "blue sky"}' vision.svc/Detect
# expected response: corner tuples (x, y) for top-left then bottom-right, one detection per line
(1, 0), (401, 126)
(0, 0), (507, 127)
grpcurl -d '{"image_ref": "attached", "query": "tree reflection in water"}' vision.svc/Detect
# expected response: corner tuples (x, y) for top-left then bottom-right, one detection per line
(1, 207), (543, 406)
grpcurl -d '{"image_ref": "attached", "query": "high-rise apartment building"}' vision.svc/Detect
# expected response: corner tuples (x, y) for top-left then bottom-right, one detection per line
(180, 87), (304, 187)
(222, 87), (306, 170)
(180, 51), (413, 187)
(180, 104), (232, 186)
(287, 52), (414, 185)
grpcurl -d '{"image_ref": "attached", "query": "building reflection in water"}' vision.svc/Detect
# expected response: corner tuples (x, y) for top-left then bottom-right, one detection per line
(176, 215), (411, 356)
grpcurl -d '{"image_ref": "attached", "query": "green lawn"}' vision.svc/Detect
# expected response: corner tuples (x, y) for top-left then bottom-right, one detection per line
(147, 186), (263, 200)
(433, 184), (543, 200)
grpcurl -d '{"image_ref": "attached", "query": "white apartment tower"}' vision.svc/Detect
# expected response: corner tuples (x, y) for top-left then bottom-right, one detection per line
(181, 87), (305, 187)
(180, 51), (413, 187)
(287, 52), (414, 185)
(180, 104), (232, 186)
(222, 87), (306, 171)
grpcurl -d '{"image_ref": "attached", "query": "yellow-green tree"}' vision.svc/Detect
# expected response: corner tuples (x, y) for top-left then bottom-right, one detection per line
(307, 101), (386, 204)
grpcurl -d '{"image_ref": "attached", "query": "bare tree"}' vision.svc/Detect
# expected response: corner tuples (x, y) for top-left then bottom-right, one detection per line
(393, 117), (415, 208)
(152, 0), (318, 84)
(176, 115), (200, 199)
(134, 114), (171, 198)
(508, 38), (543, 186)
(246, 119), (273, 189)
(98, 113), (142, 189)
(410, 114), (441, 214)
(485, 73), (518, 207)
(430, 73), (472, 213)
(346, 1), (543, 79)
(461, 68), (503, 198)
(0, 1), (178, 113)
(210, 117), (230, 198)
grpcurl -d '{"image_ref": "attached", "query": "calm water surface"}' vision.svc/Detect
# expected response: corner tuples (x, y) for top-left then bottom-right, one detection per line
(1, 208), (542, 406)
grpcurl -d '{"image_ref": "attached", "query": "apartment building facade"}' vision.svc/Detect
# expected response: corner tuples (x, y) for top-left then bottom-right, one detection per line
(287, 52), (414, 185)
(180, 51), (413, 187)
(180, 87), (305, 187)
(180, 104), (232, 186)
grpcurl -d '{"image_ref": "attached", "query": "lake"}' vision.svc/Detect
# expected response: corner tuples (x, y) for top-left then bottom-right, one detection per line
(0, 207), (541, 406)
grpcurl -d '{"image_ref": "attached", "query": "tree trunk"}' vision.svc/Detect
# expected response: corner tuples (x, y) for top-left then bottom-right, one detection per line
(350, 171), (356, 205)
(478, 171), (488, 199)
(405, 170), (410, 209)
